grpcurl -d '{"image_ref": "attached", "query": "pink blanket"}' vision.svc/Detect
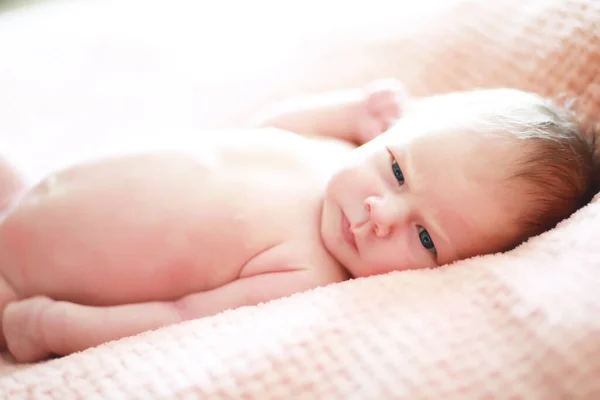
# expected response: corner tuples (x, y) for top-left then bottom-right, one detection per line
(0, 0), (599, 397)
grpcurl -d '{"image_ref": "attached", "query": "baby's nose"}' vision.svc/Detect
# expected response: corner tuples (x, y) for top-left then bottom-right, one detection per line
(364, 195), (408, 237)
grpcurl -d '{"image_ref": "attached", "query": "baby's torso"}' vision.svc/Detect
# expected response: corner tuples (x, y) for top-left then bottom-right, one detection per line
(0, 129), (353, 305)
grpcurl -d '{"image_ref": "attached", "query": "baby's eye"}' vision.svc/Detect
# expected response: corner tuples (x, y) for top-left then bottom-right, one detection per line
(392, 159), (404, 185)
(418, 226), (436, 254)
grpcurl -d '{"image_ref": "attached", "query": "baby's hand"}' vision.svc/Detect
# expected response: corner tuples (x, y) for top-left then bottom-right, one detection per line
(356, 78), (407, 145)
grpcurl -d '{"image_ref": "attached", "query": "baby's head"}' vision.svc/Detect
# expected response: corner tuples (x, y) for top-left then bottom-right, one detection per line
(320, 88), (599, 278)
(421, 89), (600, 246)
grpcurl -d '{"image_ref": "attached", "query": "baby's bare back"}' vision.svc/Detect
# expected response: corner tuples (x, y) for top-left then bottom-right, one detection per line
(0, 129), (349, 306)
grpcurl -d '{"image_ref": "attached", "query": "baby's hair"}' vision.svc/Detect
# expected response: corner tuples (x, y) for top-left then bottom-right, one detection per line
(500, 96), (600, 245)
(411, 88), (600, 248)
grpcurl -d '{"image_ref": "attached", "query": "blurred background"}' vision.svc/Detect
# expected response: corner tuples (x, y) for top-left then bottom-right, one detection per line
(0, 0), (596, 182)
(0, 0), (47, 11)
(0, 0), (448, 180)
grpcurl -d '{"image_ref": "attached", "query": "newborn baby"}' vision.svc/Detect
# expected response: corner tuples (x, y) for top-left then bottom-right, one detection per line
(0, 79), (597, 362)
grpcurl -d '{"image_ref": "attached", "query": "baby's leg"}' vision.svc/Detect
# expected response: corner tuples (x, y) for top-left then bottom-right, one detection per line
(3, 296), (182, 362)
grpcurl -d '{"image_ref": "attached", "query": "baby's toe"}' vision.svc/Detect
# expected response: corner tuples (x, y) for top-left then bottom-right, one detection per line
(3, 296), (54, 363)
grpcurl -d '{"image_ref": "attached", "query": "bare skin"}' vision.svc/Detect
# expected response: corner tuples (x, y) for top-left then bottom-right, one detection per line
(0, 81), (534, 363)
(0, 80), (405, 362)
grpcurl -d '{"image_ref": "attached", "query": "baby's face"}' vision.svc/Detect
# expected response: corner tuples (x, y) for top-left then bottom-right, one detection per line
(320, 114), (526, 278)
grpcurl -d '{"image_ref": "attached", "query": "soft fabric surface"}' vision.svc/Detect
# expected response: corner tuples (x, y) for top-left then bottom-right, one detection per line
(0, 0), (599, 397)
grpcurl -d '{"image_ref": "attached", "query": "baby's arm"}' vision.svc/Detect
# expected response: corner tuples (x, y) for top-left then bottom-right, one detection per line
(253, 79), (407, 145)
(3, 269), (332, 362)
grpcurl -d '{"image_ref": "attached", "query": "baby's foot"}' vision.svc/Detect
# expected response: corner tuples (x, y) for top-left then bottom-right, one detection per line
(356, 78), (407, 144)
(3, 296), (54, 362)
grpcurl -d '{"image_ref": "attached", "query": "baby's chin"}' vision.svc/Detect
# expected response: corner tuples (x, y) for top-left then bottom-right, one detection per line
(319, 231), (364, 279)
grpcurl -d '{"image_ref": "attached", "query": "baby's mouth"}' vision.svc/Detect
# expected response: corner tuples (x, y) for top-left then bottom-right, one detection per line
(341, 211), (358, 251)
